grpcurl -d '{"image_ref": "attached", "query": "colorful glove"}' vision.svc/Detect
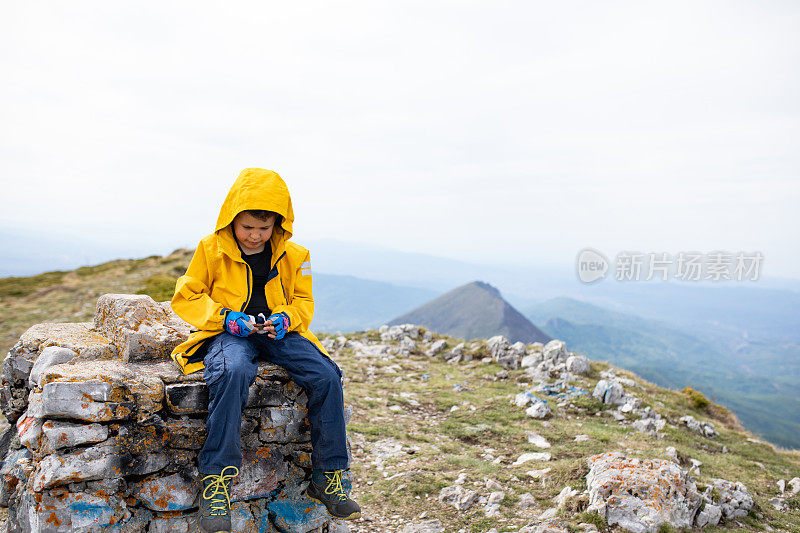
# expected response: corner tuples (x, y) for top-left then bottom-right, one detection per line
(267, 312), (290, 340)
(225, 311), (253, 337)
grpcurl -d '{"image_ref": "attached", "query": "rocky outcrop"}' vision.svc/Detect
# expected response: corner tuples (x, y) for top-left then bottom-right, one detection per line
(317, 324), (771, 532)
(586, 452), (702, 532)
(680, 414), (718, 438)
(586, 452), (753, 532)
(0, 294), (352, 532)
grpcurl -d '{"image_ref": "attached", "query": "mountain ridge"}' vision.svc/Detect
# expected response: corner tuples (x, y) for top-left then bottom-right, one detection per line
(388, 281), (551, 344)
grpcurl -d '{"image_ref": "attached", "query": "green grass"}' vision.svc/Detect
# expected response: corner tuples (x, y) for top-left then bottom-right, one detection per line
(0, 270), (67, 298)
(136, 275), (176, 302)
(573, 511), (607, 529)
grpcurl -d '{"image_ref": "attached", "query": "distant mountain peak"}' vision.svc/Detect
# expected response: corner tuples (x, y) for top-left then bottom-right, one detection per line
(544, 316), (575, 329)
(389, 280), (550, 344)
(466, 280), (501, 297)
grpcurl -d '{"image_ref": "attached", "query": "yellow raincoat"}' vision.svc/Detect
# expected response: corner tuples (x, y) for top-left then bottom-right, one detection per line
(170, 168), (329, 375)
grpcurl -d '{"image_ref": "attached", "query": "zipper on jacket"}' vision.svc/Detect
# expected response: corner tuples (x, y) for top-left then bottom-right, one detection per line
(279, 276), (288, 305)
(271, 251), (286, 272)
(241, 263), (253, 312)
(275, 251), (288, 304)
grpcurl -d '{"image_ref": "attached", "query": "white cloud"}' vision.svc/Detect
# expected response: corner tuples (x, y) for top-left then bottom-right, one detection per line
(1, 0), (798, 277)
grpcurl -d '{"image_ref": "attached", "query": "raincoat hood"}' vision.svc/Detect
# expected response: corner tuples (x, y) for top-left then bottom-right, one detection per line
(215, 168), (294, 234)
(215, 168), (294, 260)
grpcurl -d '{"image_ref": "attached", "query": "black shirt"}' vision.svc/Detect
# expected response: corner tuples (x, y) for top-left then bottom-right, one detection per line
(238, 244), (272, 317)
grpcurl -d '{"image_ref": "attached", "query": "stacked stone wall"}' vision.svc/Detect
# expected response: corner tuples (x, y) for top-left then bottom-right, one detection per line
(0, 294), (351, 532)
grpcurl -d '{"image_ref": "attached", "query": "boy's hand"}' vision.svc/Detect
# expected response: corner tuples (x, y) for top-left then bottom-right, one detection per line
(251, 313), (270, 335)
(266, 313), (290, 340)
(225, 311), (254, 337)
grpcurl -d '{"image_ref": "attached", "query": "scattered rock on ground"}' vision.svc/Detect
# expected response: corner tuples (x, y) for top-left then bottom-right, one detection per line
(679, 415), (717, 438)
(592, 379), (625, 405)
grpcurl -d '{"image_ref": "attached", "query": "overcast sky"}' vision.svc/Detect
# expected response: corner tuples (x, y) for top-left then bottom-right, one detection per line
(1, 1), (798, 279)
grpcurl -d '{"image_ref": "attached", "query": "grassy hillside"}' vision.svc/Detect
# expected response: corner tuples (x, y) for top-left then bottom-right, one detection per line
(0, 250), (192, 356)
(328, 329), (800, 531)
(524, 298), (800, 450)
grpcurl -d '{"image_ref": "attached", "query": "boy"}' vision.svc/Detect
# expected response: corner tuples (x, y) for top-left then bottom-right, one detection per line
(170, 168), (360, 533)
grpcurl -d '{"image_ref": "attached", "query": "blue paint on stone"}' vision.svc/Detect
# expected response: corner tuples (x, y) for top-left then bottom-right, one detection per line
(267, 497), (328, 533)
(70, 501), (111, 519)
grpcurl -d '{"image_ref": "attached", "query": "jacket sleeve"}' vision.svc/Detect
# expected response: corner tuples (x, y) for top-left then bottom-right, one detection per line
(271, 250), (313, 332)
(171, 241), (231, 332)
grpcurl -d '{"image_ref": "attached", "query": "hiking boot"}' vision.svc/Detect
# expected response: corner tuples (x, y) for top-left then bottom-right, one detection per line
(198, 466), (239, 533)
(306, 469), (361, 520)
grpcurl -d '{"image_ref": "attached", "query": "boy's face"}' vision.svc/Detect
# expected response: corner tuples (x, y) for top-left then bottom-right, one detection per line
(232, 212), (276, 254)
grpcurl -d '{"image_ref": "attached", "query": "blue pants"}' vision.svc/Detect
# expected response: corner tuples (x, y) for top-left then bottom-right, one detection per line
(198, 331), (349, 475)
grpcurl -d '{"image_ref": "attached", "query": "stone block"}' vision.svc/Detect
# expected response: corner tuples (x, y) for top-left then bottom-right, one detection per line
(42, 420), (108, 449)
(28, 346), (77, 388)
(108, 507), (154, 533)
(126, 360), (203, 384)
(695, 503), (722, 527)
(525, 399), (551, 419)
(259, 406), (308, 443)
(123, 452), (170, 477)
(230, 446), (288, 501)
(15, 489), (126, 532)
(586, 452), (702, 532)
(132, 469), (199, 511)
(267, 492), (330, 533)
(94, 293), (191, 362)
(593, 379), (625, 405)
(2, 352), (35, 382)
(9, 322), (118, 363)
(520, 353), (542, 368)
(16, 415), (44, 450)
(41, 360), (165, 421)
(40, 380), (133, 422)
(114, 422), (169, 456)
(86, 477), (127, 495)
(425, 339), (447, 357)
(165, 382), (209, 414)
(679, 415), (718, 438)
(486, 335), (510, 361)
(145, 510), (198, 532)
(0, 381), (27, 423)
(285, 445), (313, 468)
(707, 478), (753, 519)
(247, 380), (290, 407)
(33, 439), (170, 492)
(281, 379), (305, 401)
(0, 447), (31, 506)
(543, 339), (568, 362)
(566, 355), (591, 375)
(230, 500), (257, 532)
(164, 417), (207, 449)
(33, 443), (121, 491)
(256, 361), (292, 381)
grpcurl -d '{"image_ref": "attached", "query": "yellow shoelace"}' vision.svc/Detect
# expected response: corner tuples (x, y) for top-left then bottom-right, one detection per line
(324, 470), (349, 502)
(202, 466), (239, 515)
